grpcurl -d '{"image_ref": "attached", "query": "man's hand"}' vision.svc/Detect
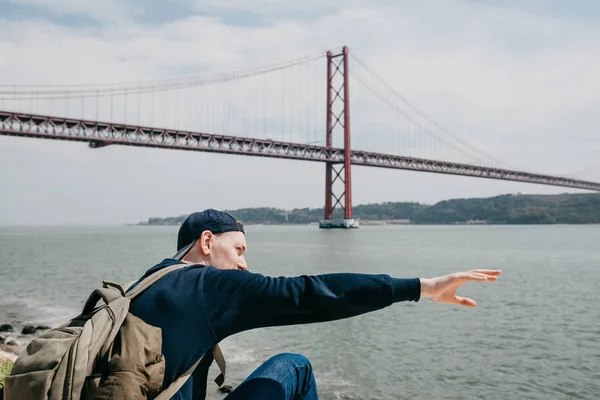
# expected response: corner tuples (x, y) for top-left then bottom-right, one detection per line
(419, 269), (502, 307)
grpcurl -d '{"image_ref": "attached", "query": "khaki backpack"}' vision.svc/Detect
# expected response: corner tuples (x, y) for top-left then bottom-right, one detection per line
(2, 263), (226, 400)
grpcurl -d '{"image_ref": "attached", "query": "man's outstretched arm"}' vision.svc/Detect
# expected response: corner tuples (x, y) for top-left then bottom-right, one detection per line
(201, 267), (501, 341)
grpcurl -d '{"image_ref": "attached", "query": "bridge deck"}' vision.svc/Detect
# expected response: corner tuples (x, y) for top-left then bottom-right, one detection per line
(1, 110), (599, 191)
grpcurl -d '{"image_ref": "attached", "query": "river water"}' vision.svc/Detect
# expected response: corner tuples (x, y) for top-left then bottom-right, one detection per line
(1, 224), (599, 399)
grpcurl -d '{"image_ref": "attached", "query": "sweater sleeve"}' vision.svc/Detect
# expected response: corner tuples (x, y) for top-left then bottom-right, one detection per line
(201, 267), (421, 341)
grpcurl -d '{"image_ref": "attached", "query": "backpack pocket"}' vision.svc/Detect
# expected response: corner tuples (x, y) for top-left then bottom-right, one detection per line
(5, 325), (84, 400)
(10, 326), (82, 376)
(3, 369), (55, 400)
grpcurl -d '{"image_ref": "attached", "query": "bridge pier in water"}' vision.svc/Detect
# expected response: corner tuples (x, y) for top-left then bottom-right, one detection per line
(320, 46), (359, 229)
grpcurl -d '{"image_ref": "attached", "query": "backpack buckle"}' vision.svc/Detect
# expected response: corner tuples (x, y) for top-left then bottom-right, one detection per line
(102, 280), (126, 296)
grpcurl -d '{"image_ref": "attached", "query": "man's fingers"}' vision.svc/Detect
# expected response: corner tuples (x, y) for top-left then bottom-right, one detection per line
(454, 296), (477, 307)
(473, 273), (498, 281)
(470, 269), (502, 276)
(456, 272), (498, 282)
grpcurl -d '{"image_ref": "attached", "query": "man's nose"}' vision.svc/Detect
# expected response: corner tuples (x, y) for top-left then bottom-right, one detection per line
(236, 256), (248, 271)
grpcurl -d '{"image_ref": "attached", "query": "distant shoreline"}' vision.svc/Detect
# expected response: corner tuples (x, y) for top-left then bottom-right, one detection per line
(137, 192), (600, 226)
(136, 221), (600, 226)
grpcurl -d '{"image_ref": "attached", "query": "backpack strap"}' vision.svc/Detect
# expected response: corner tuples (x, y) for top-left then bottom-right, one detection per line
(82, 287), (126, 314)
(212, 343), (227, 386)
(154, 353), (205, 400)
(154, 344), (226, 400)
(126, 263), (191, 300)
(84, 264), (192, 313)
(124, 262), (228, 394)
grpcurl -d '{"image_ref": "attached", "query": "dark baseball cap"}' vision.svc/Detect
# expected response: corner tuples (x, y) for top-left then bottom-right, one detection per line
(173, 209), (245, 260)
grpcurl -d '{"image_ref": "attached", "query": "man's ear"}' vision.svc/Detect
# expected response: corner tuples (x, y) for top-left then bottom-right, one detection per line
(198, 230), (213, 255)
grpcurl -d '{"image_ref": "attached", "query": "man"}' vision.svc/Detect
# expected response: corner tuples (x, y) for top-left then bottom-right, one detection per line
(128, 209), (501, 399)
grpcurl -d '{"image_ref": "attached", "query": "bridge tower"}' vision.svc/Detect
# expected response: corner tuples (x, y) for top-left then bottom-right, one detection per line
(319, 46), (359, 229)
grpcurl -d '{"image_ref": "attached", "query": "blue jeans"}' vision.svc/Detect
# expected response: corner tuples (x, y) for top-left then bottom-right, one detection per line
(224, 353), (318, 400)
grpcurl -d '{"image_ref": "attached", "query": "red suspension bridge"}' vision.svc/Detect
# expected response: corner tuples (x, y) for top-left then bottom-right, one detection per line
(1, 46), (599, 228)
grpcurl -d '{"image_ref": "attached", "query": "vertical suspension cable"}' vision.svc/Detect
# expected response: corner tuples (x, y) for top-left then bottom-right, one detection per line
(232, 77), (235, 135)
(124, 88), (128, 125)
(79, 85), (83, 119)
(305, 60), (309, 144)
(209, 86), (213, 135)
(225, 77), (229, 135)
(313, 59), (316, 145)
(233, 76), (236, 135)
(165, 82), (169, 130)
(223, 80), (227, 135)
(200, 86), (204, 133)
(137, 81), (141, 126)
(204, 86), (209, 133)
(199, 85), (202, 133)
(293, 63), (297, 143)
(110, 88), (114, 123)
(410, 121), (414, 158)
(175, 85), (179, 131)
(242, 77), (246, 138)
(281, 67), (284, 141)
(223, 77), (231, 135)
(261, 70), (265, 138)
(290, 65), (294, 142)
(185, 85), (189, 132)
(397, 110), (401, 156)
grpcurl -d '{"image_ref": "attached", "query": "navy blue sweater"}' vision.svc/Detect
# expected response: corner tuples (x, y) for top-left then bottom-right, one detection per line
(128, 258), (421, 399)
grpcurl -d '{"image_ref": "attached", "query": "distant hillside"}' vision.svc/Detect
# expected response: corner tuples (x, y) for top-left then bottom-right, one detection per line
(138, 193), (600, 225)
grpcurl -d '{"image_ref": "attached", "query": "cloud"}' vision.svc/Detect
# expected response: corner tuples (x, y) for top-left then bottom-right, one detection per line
(5, 0), (132, 24)
(1, 0), (599, 225)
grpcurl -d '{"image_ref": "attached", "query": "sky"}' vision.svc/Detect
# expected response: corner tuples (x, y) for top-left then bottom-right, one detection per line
(1, 0), (600, 225)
